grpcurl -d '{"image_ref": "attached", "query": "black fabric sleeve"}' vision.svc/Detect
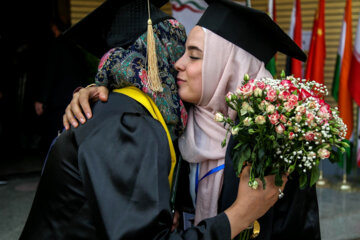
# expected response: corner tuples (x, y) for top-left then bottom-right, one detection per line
(75, 94), (231, 240)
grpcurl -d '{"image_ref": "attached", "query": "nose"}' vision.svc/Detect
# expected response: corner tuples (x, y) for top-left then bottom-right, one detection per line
(174, 54), (185, 72)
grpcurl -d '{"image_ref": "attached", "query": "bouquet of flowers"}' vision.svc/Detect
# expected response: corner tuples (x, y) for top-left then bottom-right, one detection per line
(215, 72), (348, 190)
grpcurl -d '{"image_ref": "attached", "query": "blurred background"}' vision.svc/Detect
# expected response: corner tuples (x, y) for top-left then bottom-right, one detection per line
(0, 0), (360, 239)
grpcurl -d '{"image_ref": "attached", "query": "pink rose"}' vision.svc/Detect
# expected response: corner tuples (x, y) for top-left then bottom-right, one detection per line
(318, 105), (331, 119)
(256, 81), (266, 89)
(318, 99), (331, 111)
(288, 94), (298, 106)
(295, 114), (302, 123)
(305, 131), (315, 141)
(259, 100), (269, 111)
(243, 117), (253, 126)
(254, 88), (263, 97)
(268, 112), (280, 125)
(279, 91), (290, 101)
(306, 112), (315, 122)
(276, 124), (285, 134)
(317, 148), (330, 159)
(265, 88), (277, 102)
(226, 92), (236, 101)
(284, 102), (295, 112)
(280, 114), (287, 123)
(255, 115), (266, 125)
(238, 83), (253, 98)
(295, 105), (306, 114)
(320, 119), (328, 125)
(308, 101), (317, 109)
(248, 79), (255, 85)
(288, 132), (295, 140)
(266, 104), (275, 114)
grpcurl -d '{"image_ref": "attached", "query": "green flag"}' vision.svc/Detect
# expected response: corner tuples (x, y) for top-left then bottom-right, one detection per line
(265, 0), (277, 77)
(266, 57), (277, 77)
(332, 54), (341, 102)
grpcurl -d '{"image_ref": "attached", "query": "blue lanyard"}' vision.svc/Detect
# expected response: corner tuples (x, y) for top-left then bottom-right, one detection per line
(195, 163), (225, 198)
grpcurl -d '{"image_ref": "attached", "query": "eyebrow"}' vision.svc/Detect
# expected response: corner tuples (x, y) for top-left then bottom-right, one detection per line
(187, 45), (203, 52)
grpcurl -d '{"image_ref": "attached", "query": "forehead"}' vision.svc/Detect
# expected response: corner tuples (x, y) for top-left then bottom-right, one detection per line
(186, 26), (204, 48)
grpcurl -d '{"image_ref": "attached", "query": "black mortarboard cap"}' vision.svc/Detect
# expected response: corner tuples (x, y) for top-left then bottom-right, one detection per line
(197, 0), (306, 63)
(63, 0), (171, 58)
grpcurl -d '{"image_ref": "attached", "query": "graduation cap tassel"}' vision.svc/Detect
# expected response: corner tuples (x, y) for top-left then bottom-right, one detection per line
(146, 0), (163, 92)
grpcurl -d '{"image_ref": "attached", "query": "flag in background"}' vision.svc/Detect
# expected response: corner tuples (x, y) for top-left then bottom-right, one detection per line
(171, 0), (207, 35)
(348, 11), (360, 167)
(349, 13), (360, 107)
(332, 0), (353, 173)
(266, 0), (277, 77)
(305, 0), (325, 84)
(246, 0), (251, 7)
(332, 0), (353, 140)
(357, 111), (360, 168)
(286, 0), (303, 78)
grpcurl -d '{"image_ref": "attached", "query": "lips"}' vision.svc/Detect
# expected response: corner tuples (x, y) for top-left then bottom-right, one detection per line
(177, 78), (186, 85)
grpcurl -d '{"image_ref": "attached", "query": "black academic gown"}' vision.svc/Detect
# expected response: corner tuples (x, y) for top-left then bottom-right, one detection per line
(19, 93), (230, 240)
(218, 136), (321, 240)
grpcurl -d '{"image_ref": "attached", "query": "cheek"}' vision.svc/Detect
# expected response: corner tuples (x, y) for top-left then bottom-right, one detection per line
(188, 63), (203, 103)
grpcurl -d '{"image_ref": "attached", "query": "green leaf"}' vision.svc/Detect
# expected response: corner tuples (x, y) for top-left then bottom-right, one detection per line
(310, 166), (320, 187)
(221, 139), (227, 148)
(280, 70), (286, 79)
(260, 172), (266, 189)
(242, 147), (251, 163)
(275, 172), (283, 187)
(233, 141), (244, 150)
(258, 148), (265, 160)
(329, 152), (338, 163)
(299, 173), (308, 189)
(251, 151), (256, 161)
(232, 144), (249, 176)
(232, 151), (241, 177)
(265, 158), (272, 168)
(236, 147), (252, 175)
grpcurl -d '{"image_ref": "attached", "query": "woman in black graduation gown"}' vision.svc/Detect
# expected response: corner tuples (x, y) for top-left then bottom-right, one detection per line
(64, 0), (321, 239)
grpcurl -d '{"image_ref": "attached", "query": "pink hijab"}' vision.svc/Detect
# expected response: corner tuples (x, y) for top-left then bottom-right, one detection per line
(178, 28), (272, 224)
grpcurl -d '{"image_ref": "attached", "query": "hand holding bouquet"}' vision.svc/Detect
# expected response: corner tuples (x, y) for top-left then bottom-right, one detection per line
(216, 72), (348, 189)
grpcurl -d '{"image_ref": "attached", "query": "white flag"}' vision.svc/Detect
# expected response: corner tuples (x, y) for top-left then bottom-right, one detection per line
(170, 0), (208, 35)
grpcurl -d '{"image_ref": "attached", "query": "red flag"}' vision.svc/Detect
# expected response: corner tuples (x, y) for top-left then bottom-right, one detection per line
(292, 0), (302, 78)
(348, 11), (360, 167)
(349, 13), (360, 106)
(305, 0), (325, 84)
(286, 0), (303, 78)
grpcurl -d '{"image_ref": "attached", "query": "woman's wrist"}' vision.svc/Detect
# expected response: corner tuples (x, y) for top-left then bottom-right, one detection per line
(224, 201), (253, 239)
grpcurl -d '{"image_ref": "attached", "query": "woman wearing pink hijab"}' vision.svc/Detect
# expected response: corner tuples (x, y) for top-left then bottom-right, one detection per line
(175, 25), (273, 225)
(63, 0), (320, 239)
